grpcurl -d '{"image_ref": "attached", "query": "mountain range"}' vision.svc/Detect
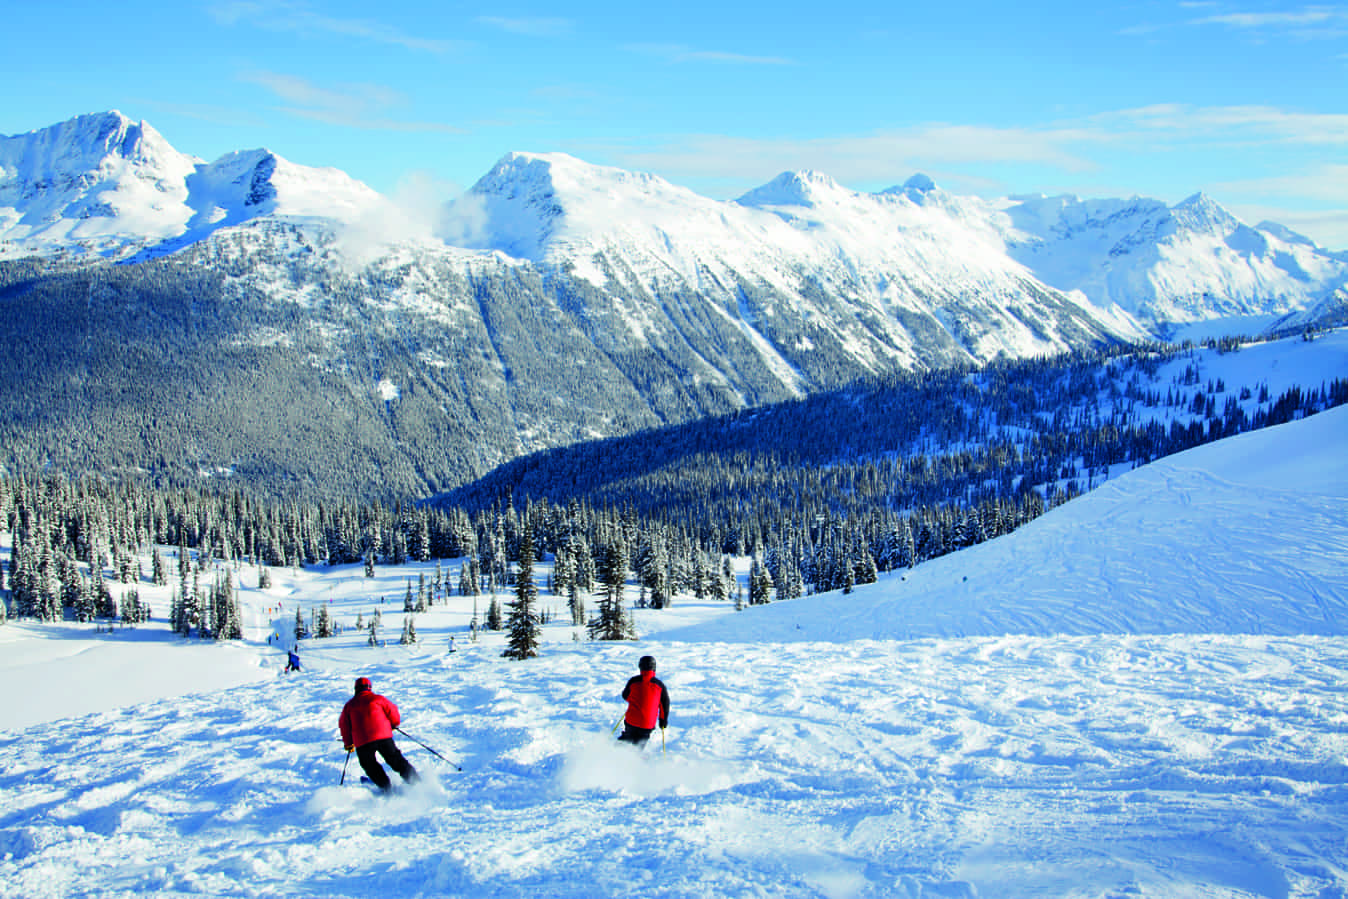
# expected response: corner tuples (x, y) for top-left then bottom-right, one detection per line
(0, 111), (1345, 500)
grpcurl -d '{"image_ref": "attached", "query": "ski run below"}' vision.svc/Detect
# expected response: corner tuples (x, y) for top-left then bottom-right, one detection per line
(1, 407), (1346, 898)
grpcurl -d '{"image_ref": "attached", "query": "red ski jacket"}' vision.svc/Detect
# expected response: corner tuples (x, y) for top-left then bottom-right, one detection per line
(339, 690), (401, 749)
(622, 671), (669, 730)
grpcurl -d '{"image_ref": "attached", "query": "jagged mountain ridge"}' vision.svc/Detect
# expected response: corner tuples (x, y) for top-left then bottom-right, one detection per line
(0, 112), (1344, 500)
(2, 112), (1343, 334)
(1000, 190), (1348, 326)
(0, 111), (379, 260)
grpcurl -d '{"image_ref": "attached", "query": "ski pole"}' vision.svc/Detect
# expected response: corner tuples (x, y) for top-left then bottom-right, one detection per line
(611, 713), (624, 734)
(395, 727), (463, 771)
(340, 749), (352, 785)
(662, 726), (666, 754)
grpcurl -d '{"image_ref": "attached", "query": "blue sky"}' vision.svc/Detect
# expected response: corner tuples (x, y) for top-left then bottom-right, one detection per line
(5, 0), (1347, 248)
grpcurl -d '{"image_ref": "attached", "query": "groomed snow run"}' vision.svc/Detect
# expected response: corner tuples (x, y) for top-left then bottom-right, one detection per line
(1, 406), (1346, 898)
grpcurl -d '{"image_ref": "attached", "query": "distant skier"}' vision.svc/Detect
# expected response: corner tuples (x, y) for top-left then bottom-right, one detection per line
(339, 676), (418, 792)
(447, 635), (457, 653)
(284, 648), (301, 673)
(618, 655), (669, 747)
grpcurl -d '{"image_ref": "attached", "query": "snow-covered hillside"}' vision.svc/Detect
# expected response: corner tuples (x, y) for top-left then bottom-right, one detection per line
(2, 403), (1345, 897)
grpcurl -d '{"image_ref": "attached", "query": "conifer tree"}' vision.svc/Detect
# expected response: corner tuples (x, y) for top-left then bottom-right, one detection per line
(485, 596), (502, 631)
(502, 529), (540, 660)
(749, 559), (774, 605)
(293, 606), (309, 640)
(315, 603), (334, 638)
(588, 541), (633, 641)
(151, 548), (168, 587)
(399, 614), (418, 645)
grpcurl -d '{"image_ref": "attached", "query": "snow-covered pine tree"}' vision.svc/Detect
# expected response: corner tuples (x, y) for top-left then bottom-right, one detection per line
(293, 606), (308, 640)
(367, 616), (380, 646)
(568, 580), (585, 627)
(485, 596), (502, 631)
(403, 581), (415, 613)
(316, 603), (335, 638)
(502, 528), (540, 660)
(121, 589), (140, 626)
(749, 558), (773, 605)
(95, 575), (117, 622)
(223, 584), (243, 640)
(399, 614), (417, 645)
(151, 547), (168, 586)
(36, 539), (60, 622)
(587, 541), (633, 641)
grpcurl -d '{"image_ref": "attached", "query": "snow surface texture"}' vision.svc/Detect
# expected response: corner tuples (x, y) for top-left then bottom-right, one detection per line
(2, 401), (1347, 897)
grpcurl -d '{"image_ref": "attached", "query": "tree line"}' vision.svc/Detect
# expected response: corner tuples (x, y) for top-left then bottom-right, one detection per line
(2, 336), (1344, 644)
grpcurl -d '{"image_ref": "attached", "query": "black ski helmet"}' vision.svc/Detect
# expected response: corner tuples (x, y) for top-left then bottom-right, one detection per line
(638, 655), (656, 672)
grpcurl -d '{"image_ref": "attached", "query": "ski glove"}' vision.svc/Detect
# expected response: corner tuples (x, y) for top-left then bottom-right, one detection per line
(344, 744), (354, 752)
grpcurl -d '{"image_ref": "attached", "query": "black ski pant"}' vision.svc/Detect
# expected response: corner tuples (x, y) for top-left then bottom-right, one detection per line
(357, 738), (417, 790)
(618, 724), (654, 747)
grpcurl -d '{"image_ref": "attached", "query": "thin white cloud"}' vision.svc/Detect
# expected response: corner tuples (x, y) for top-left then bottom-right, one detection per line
(600, 122), (1109, 188)
(1097, 104), (1348, 144)
(209, 0), (463, 53)
(1124, 5), (1348, 39)
(476, 15), (574, 37)
(626, 43), (795, 65)
(1217, 163), (1348, 203)
(241, 71), (464, 135)
(1190, 8), (1344, 28)
(594, 104), (1348, 199)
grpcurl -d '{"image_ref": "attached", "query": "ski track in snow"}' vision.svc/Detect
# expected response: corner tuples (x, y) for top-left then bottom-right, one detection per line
(0, 402), (1346, 897)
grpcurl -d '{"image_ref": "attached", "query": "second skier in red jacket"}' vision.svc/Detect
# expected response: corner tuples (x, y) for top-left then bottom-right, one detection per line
(619, 655), (670, 747)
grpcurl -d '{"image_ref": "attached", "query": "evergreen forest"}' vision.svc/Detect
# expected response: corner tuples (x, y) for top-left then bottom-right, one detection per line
(2, 333), (1343, 642)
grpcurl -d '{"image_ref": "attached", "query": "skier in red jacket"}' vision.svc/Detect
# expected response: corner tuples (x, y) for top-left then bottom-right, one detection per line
(339, 677), (418, 791)
(619, 655), (669, 747)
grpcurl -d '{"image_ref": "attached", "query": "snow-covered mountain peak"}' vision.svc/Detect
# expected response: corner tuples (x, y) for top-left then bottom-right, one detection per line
(1172, 191), (1239, 234)
(472, 151), (688, 206)
(736, 169), (851, 210)
(0, 112), (380, 259)
(465, 150), (722, 261)
(883, 172), (941, 204)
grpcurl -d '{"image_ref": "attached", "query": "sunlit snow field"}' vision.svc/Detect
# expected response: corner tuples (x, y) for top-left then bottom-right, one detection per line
(1, 404), (1346, 897)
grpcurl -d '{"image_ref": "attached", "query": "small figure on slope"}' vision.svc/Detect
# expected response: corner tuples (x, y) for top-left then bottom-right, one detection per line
(339, 676), (419, 792)
(618, 655), (669, 748)
(284, 648), (301, 674)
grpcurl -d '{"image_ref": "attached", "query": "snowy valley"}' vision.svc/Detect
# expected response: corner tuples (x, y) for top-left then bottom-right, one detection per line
(0, 332), (1346, 897)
